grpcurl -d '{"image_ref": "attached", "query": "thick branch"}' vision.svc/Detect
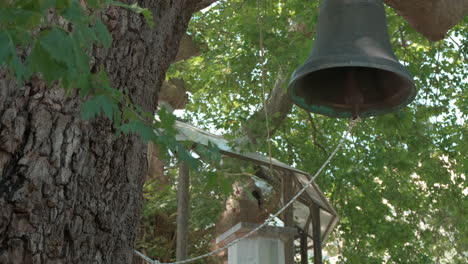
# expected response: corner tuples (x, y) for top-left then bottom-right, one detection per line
(238, 72), (292, 146)
(159, 78), (188, 110)
(307, 113), (328, 156)
(385, 0), (468, 41)
(174, 33), (200, 62)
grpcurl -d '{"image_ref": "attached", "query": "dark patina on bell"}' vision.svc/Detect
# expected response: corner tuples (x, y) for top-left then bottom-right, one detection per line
(288, 0), (417, 118)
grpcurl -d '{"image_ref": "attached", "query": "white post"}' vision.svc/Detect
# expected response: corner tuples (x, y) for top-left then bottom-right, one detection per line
(216, 222), (297, 264)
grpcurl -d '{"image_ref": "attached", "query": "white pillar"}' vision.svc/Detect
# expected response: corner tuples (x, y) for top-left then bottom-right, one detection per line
(216, 222), (297, 264)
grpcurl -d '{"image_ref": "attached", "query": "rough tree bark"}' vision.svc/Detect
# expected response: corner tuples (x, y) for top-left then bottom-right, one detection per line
(0, 1), (205, 263)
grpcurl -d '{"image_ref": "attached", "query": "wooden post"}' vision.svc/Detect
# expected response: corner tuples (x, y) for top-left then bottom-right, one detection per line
(282, 172), (294, 264)
(299, 230), (309, 264)
(176, 161), (190, 261)
(300, 229), (308, 264)
(311, 204), (322, 264)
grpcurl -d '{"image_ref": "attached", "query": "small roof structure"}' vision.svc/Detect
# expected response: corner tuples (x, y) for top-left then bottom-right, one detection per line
(174, 120), (339, 246)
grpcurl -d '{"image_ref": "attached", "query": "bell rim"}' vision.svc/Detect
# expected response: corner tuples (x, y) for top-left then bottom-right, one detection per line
(288, 57), (417, 118)
(289, 89), (417, 118)
(289, 56), (415, 84)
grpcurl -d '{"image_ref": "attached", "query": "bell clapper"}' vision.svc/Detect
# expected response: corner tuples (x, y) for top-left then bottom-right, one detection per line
(344, 67), (364, 118)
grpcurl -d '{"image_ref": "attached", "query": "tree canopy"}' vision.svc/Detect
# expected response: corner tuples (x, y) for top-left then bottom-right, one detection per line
(156, 0), (467, 263)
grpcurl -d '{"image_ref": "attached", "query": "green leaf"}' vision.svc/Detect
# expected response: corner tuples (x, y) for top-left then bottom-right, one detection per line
(94, 19), (112, 48)
(18, 0), (57, 13)
(74, 22), (97, 46)
(140, 9), (155, 29)
(81, 97), (100, 120)
(94, 67), (111, 89)
(9, 29), (31, 48)
(206, 171), (218, 189)
(61, 0), (88, 24)
(0, 31), (12, 65)
(10, 51), (28, 83)
(75, 74), (93, 95)
(122, 107), (138, 121)
(158, 107), (177, 135)
(28, 41), (67, 84)
(39, 28), (75, 67)
(219, 176), (233, 195)
(177, 147), (199, 169)
(71, 35), (91, 72)
(0, 31), (29, 82)
(111, 1), (155, 28)
(87, 0), (104, 9)
(119, 120), (158, 142)
(81, 95), (118, 120)
(195, 143), (221, 164)
(55, 0), (72, 11)
(0, 8), (42, 29)
(40, 0), (58, 10)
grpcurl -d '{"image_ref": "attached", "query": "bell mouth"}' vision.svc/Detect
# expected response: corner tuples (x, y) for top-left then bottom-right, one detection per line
(289, 66), (416, 118)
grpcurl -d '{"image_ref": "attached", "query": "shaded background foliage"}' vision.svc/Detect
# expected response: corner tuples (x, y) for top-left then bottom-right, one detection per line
(141, 0), (467, 263)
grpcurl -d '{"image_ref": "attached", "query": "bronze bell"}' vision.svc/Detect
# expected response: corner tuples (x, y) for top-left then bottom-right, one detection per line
(288, 0), (417, 118)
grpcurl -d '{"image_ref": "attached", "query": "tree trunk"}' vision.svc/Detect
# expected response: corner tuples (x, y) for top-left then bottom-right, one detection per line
(0, 1), (200, 263)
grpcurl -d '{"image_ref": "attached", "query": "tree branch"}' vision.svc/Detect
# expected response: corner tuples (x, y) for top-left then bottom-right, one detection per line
(307, 112), (328, 156)
(237, 70), (293, 146)
(384, 0), (468, 41)
(174, 33), (201, 62)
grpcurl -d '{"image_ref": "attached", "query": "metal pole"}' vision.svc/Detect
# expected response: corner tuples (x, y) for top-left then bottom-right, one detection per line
(312, 204), (322, 264)
(176, 161), (190, 261)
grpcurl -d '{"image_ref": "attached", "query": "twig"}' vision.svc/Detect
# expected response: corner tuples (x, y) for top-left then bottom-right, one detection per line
(307, 112), (328, 155)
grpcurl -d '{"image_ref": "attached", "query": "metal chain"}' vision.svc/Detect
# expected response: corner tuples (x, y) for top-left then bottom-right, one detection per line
(135, 117), (361, 264)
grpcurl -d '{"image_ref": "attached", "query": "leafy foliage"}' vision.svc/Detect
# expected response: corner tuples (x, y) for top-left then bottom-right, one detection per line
(162, 0), (466, 263)
(2, 0), (466, 263)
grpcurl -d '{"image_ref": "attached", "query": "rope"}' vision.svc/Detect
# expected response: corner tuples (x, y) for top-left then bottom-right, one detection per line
(256, 0), (274, 173)
(135, 117), (361, 264)
(135, 249), (159, 264)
